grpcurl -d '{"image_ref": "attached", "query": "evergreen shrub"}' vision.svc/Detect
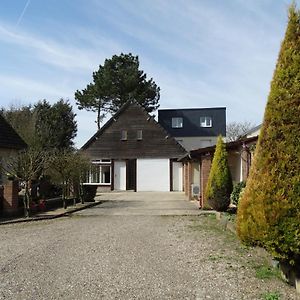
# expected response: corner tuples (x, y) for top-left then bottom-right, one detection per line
(230, 181), (246, 206)
(237, 5), (300, 265)
(205, 136), (233, 211)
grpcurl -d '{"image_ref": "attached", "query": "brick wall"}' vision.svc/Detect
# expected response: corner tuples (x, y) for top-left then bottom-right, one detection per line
(183, 161), (193, 199)
(2, 180), (19, 216)
(200, 154), (212, 208)
(183, 162), (188, 196)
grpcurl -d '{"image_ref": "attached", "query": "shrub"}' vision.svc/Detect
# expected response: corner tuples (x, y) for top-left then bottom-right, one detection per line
(230, 181), (246, 206)
(82, 185), (97, 202)
(237, 5), (300, 264)
(205, 136), (233, 211)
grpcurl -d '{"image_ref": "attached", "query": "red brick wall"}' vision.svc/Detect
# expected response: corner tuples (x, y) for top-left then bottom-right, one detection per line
(183, 162), (188, 196)
(2, 180), (19, 215)
(200, 154), (212, 208)
(183, 161), (193, 199)
(187, 162), (193, 199)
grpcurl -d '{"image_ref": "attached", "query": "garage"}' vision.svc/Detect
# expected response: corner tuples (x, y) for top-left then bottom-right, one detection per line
(137, 158), (170, 192)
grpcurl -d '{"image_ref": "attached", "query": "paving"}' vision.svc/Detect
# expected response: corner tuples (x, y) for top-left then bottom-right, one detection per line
(78, 191), (203, 216)
(0, 192), (298, 299)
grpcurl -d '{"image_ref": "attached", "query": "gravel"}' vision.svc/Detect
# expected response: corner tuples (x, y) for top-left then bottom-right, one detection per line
(0, 200), (298, 299)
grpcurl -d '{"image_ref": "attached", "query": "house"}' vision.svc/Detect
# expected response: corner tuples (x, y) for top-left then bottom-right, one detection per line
(158, 107), (226, 151)
(81, 101), (187, 192)
(181, 130), (259, 207)
(0, 114), (27, 216)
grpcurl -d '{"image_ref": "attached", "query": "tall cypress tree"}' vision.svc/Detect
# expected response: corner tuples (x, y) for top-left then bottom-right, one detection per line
(237, 4), (300, 264)
(205, 135), (232, 211)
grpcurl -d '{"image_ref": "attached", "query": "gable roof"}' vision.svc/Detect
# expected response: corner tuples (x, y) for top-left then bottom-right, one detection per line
(178, 135), (258, 161)
(0, 114), (27, 150)
(81, 100), (133, 150)
(81, 100), (187, 159)
(241, 124), (262, 138)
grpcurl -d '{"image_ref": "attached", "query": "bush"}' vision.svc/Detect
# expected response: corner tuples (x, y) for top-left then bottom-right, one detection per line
(230, 181), (246, 206)
(82, 185), (97, 202)
(237, 5), (300, 264)
(205, 136), (233, 211)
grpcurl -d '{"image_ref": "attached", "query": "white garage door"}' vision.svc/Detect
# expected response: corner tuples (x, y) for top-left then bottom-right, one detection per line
(137, 158), (170, 191)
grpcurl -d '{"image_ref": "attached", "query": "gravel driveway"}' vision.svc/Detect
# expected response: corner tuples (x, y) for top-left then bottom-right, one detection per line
(0, 192), (298, 299)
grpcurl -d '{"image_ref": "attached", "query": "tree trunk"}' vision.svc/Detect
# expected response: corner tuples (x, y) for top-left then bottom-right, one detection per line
(24, 182), (30, 218)
(80, 183), (84, 204)
(97, 105), (101, 130)
(62, 182), (67, 209)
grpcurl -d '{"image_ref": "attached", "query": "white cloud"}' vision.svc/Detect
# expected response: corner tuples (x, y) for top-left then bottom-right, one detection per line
(0, 0), (292, 146)
(0, 23), (114, 72)
(0, 74), (72, 100)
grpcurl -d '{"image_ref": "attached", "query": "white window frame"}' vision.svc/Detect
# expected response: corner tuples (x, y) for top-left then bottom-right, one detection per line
(85, 160), (111, 185)
(172, 117), (183, 128)
(200, 116), (212, 128)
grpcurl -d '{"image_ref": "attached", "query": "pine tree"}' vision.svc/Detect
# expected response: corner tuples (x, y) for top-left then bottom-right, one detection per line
(205, 136), (232, 211)
(75, 53), (160, 129)
(237, 4), (300, 264)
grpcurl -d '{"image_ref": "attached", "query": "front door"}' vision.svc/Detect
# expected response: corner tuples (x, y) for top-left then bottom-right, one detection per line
(172, 162), (183, 192)
(126, 159), (136, 191)
(114, 161), (126, 190)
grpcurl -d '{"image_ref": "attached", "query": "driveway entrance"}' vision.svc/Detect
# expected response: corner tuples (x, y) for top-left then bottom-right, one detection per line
(75, 192), (201, 216)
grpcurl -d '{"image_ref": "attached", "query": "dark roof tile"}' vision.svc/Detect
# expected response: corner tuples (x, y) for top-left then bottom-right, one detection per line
(0, 114), (27, 149)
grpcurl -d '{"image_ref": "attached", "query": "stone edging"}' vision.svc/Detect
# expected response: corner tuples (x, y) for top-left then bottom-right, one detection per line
(0, 201), (104, 225)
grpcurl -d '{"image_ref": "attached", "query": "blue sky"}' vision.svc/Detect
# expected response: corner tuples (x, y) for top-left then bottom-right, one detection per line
(0, 0), (295, 147)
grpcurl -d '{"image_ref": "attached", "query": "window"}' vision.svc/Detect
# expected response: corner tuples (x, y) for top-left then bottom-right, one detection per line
(200, 116), (212, 127)
(85, 160), (111, 185)
(172, 117), (183, 128)
(137, 130), (143, 140)
(121, 130), (127, 141)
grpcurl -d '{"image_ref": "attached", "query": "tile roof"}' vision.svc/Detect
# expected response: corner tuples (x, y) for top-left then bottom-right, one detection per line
(0, 114), (27, 150)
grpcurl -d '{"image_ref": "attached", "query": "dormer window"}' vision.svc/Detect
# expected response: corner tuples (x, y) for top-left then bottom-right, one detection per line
(172, 117), (183, 128)
(200, 116), (212, 128)
(137, 130), (143, 140)
(121, 130), (127, 140)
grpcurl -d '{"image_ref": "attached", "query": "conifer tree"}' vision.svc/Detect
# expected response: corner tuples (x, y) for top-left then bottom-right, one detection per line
(75, 53), (160, 129)
(205, 136), (232, 211)
(237, 4), (300, 264)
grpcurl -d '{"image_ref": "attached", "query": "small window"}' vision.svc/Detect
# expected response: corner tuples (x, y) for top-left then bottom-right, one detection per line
(121, 130), (127, 141)
(101, 159), (111, 163)
(200, 116), (212, 128)
(137, 130), (143, 140)
(172, 117), (183, 128)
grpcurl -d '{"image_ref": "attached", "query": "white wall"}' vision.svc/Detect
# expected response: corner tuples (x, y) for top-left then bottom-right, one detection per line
(137, 158), (170, 191)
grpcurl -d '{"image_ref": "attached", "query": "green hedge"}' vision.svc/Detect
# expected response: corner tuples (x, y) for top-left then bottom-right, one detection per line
(230, 181), (246, 206)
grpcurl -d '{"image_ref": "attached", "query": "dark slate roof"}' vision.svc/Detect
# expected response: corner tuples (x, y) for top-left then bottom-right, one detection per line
(0, 114), (27, 150)
(158, 107), (226, 137)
